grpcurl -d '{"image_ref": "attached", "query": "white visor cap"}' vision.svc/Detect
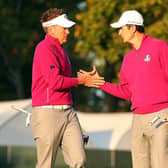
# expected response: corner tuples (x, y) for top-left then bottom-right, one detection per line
(42, 14), (76, 28)
(110, 10), (144, 28)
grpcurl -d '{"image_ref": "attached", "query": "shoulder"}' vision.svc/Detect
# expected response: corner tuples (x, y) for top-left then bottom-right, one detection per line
(35, 39), (46, 52)
(34, 39), (52, 60)
(148, 35), (168, 47)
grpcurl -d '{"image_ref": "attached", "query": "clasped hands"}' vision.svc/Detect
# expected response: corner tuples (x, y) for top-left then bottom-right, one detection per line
(77, 66), (105, 88)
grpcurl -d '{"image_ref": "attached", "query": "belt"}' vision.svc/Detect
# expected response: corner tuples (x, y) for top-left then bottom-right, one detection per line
(33, 105), (72, 110)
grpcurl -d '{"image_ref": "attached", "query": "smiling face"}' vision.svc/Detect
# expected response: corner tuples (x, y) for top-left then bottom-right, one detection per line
(118, 25), (136, 43)
(47, 25), (70, 45)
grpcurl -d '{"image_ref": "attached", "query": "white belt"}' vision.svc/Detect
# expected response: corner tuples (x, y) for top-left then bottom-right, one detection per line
(33, 105), (72, 110)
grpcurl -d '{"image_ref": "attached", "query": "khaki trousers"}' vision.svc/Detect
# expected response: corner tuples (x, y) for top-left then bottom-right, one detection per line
(131, 108), (168, 168)
(31, 107), (86, 168)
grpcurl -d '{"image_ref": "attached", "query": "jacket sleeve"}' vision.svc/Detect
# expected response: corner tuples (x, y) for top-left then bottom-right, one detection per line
(100, 62), (131, 100)
(100, 81), (131, 101)
(35, 44), (78, 90)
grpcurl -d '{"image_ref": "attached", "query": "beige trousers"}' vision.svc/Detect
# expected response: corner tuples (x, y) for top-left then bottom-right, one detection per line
(31, 107), (86, 168)
(131, 108), (168, 168)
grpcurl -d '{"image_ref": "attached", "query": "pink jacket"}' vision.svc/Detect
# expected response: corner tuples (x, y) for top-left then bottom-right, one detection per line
(100, 35), (168, 114)
(32, 35), (78, 107)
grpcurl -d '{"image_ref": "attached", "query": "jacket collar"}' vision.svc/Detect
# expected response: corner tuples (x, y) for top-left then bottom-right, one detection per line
(45, 34), (61, 47)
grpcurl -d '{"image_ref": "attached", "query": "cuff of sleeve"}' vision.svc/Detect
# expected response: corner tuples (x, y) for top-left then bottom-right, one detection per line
(72, 78), (78, 87)
(100, 82), (106, 89)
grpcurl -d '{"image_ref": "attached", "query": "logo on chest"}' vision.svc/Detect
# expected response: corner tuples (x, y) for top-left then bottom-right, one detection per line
(144, 54), (151, 62)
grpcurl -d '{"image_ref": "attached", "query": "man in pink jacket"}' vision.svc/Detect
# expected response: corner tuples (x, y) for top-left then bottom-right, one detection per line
(31, 8), (104, 168)
(80, 10), (168, 168)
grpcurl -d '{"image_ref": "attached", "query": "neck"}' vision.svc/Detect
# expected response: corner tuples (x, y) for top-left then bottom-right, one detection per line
(131, 32), (145, 50)
(47, 32), (56, 39)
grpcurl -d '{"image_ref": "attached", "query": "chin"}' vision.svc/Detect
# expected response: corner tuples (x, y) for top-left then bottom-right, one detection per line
(64, 39), (67, 44)
(61, 40), (67, 45)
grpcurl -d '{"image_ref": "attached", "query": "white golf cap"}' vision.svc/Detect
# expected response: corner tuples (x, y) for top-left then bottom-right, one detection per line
(110, 10), (144, 28)
(42, 14), (76, 28)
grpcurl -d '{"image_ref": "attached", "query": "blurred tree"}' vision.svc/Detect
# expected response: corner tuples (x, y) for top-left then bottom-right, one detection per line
(74, 0), (168, 112)
(0, 0), (79, 100)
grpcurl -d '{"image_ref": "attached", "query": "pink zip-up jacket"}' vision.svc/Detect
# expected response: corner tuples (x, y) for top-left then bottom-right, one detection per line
(32, 35), (78, 107)
(100, 35), (168, 114)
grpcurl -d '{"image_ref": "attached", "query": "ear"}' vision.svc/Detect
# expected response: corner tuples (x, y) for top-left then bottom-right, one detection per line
(131, 25), (136, 33)
(46, 26), (54, 36)
(47, 26), (53, 33)
(45, 27), (50, 33)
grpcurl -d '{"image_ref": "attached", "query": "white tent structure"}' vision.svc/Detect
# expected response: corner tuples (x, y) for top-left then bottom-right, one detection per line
(0, 99), (133, 151)
(78, 113), (132, 151)
(0, 99), (34, 146)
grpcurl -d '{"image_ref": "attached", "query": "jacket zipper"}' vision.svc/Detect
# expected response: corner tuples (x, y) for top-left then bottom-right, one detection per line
(47, 88), (49, 105)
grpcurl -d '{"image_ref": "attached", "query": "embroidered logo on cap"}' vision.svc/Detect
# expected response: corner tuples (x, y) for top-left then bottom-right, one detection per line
(144, 55), (151, 62)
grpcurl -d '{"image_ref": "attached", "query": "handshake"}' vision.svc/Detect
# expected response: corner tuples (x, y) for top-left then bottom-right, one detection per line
(77, 66), (105, 88)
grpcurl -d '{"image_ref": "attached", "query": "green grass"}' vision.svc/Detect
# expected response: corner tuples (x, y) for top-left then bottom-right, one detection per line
(0, 146), (132, 168)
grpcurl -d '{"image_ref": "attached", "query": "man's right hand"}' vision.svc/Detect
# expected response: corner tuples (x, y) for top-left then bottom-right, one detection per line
(77, 66), (105, 88)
